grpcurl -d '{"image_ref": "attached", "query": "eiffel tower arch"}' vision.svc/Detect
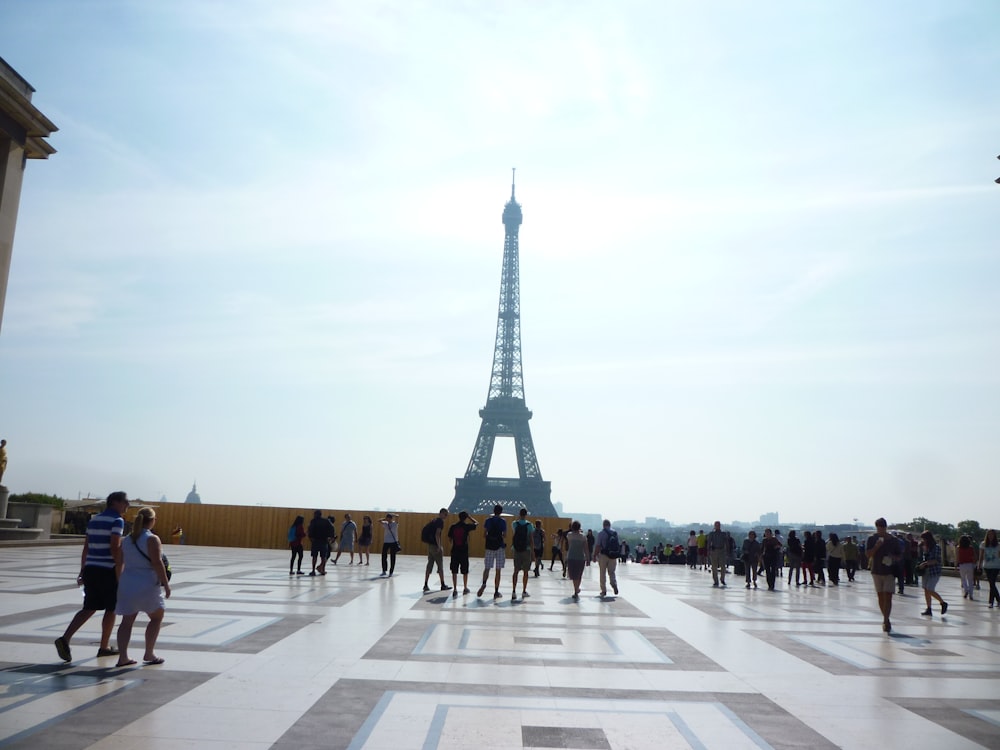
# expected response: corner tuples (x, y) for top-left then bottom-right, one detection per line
(450, 172), (557, 517)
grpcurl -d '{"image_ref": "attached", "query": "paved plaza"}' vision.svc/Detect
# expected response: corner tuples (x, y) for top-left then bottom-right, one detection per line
(1, 543), (998, 749)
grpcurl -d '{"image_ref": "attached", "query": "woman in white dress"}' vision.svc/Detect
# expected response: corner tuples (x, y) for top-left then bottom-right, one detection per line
(115, 507), (171, 666)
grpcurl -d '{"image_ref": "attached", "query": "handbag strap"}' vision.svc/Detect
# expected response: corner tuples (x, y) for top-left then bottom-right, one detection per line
(131, 535), (153, 565)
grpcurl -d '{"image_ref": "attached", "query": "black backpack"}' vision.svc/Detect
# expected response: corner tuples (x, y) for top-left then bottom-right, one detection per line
(421, 520), (438, 545)
(604, 530), (621, 557)
(485, 520), (504, 550)
(512, 522), (530, 551)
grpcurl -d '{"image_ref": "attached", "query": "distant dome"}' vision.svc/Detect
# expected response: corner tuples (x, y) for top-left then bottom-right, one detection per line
(185, 483), (202, 504)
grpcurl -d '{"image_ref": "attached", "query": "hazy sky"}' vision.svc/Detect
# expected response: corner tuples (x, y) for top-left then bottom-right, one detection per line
(1, 1), (998, 529)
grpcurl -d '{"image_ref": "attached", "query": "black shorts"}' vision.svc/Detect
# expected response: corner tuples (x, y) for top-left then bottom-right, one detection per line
(82, 566), (118, 611)
(450, 550), (470, 575)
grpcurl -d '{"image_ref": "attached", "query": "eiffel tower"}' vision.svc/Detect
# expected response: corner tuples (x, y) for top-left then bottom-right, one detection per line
(450, 172), (557, 517)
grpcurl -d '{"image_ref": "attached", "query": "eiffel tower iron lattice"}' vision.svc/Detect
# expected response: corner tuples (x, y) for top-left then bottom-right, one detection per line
(450, 172), (557, 517)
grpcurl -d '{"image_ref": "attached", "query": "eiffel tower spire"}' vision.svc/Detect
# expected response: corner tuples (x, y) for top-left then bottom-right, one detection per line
(450, 174), (556, 516)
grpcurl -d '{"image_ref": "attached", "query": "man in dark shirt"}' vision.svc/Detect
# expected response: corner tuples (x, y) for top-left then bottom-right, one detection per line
(448, 511), (478, 596)
(307, 510), (334, 576)
(707, 521), (729, 587)
(866, 517), (901, 633)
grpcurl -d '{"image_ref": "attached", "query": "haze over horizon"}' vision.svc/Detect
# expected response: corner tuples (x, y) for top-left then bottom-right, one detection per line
(1, 2), (998, 530)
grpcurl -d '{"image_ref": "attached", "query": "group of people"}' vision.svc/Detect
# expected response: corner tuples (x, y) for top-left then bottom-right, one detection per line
(287, 511), (374, 575)
(683, 518), (1000, 633)
(55, 491), (170, 667)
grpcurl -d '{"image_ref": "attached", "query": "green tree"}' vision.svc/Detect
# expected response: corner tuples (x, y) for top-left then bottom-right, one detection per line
(899, 517), (955, 541)
(956, 519), (984, 542)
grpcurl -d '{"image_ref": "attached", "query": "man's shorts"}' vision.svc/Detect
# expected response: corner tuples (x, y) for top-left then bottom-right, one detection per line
(871, 573), (896, 593)
(450, 550), (470, 575)
(513, 549), (532, 572)
(311, 543), (329, 559)
(82, 566), (118, 611)
(426, 543), (443, 566)
(484, 548), (506, 570)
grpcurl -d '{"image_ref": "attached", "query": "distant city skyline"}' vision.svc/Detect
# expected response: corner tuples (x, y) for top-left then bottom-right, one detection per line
(0, 2), (997, 530)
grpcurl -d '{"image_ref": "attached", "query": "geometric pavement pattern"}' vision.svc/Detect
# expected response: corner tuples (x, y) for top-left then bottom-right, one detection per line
(0, 544), (998, 749)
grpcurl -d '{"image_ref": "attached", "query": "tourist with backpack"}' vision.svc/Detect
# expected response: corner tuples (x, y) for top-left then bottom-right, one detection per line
(532, 520), (546, 577)
(510, 508), (535, 601)
(447, 511), (478, 596)
(421, 508), (452, 593)
(593, 519), (621, 598)
(477, 505), (507, 599)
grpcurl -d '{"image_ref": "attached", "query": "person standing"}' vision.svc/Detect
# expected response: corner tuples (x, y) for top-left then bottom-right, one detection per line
(741, 531), (761, 589)
(477, 505), (507, 599)
(55, 491), (130, 662)
(696, 530), (708, 570)
(979, 529), (1000, 609)
(510, 508), (534, 601)
(761, 529), (782, 590)
(531, 520), (546, 577)
(566, 520), (589, 599)
(813, 531), (827, 584)
(307, 510), (333, 576)
(687, 530), (698, 569)
(707, 521), (728, 587)
(593, 519), (621, 598)
(334, 513), (358, 565)
(448, 511), (478, 596)
(0, 438), (7, 484)
(422, 508), (451, 593)
(917, 530), (948, 617)
(867, 518), (902, 633)
(379, 513), (400, 577)
(357, 515), (373, 566)
(114, 506), (170, 666)
(288, 515), (306, 575)
(801, 530), (817, 586)
(773, 529), (784, 578)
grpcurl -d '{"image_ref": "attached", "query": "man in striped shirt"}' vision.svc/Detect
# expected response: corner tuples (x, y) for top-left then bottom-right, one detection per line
(55, 491), (130, 662)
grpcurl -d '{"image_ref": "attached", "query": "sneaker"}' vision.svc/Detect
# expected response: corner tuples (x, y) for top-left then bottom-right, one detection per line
(712, 582), (719, 588)
(493, 591), (502, 599)
(941, 602), (948, 615)
(477, 584), (486, 597)
(379, 572), (387, 577)
(423, 585), (431, 593)
(746, 583), (751, 589)
(921, 609), (932, 616)
(521, 591), (530, 598)
(289, 571), (294, 575)
(463, 587), (470, 595)
(440, 584), (452, 591)
(882, 621), (891, 632)
(600, 591), (607, 598)
(309, 572), (316, 576)
(511, 593), (517, 601)
(721, 581), (727, 587)
(55, 637), (71, 662)
(452, 590), (458, 598)
(612, 583), (618, 595)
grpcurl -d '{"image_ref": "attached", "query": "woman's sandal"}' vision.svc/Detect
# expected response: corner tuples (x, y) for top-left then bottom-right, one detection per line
(116, 659), (138, 667)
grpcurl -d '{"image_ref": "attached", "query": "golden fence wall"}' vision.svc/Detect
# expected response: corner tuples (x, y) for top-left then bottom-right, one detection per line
(129, 503), (564, 558)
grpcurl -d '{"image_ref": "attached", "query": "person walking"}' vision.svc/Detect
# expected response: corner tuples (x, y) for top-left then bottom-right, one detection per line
(956, 535), (977, 600)
(114, 506), (170, 666)
(549, 529), (566, 574)
(333, 513), (358, 565)
(707, 521), (728, 587)
(448, 511), (478, 596)
(786, 530), (803, 585)
(55, 491), (130, 662)
(801, 530), (817, 586)
(841, 536), (859, 582)
(917, 530), (948, 617)
(826, 533), (843, 586)
(979, 529), (1000, 609)
(379, 513), (400, 577)
(422, 508), (452, 593)
(307, 510), (333, 576)
(566, 521), (589, 600)
(477, 505), (507, 599)
(287, 515), (306, 575)
(357, 515), (373, 566)
(510, 508), (534, 601)
(867, 518), (901, 633)
(593, 519), (621, 598)
(741, 531), (761, 589)
(687, 530), (698, 569)
(531, 520), (546, 577)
